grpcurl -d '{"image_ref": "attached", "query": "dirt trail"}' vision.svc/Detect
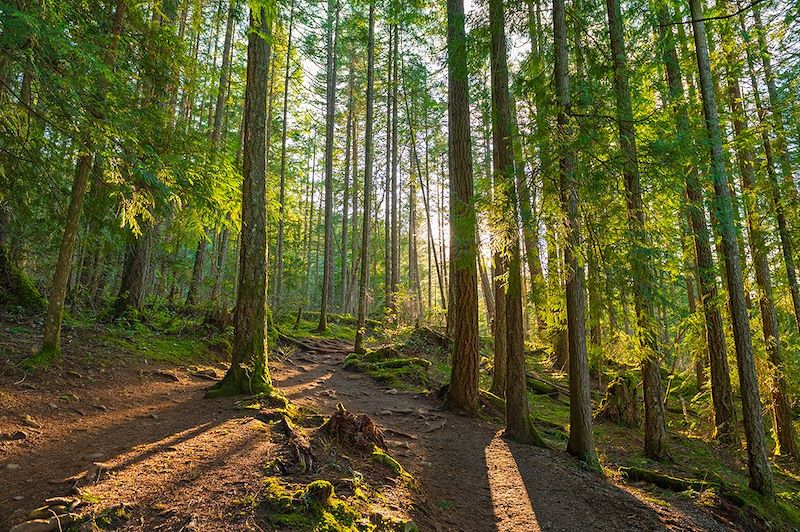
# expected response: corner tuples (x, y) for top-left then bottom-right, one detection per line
(275, 344), (728, 531)
(1, 329), (732, 531)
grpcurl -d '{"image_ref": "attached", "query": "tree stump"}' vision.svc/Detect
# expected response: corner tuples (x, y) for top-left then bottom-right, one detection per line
(595, 374), (639, 427)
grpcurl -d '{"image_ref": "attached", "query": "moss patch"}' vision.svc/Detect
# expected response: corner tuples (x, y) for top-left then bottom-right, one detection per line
(260, 477), (374, 531)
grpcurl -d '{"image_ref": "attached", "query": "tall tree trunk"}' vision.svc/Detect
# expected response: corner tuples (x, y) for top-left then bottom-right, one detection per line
(718, 2), (798, 462)
(354, 0), (375, 354)
(318, 0), (340, 332)
(689, 0), (773, 496)
(340, 63), (353, 311)
(748, 5), (800, 333)
(389, 23), (399, 316)
(445, 0), (479, 413)
(605, 0), (667, 461)
(489, 0), (542, 444)
(654, 1), (735, 442)
(273, 0), (295, 309)
(208, 7), (272, 397)
(384, 25), (392, 313)
(37, 0), (126, 361)
(554, 0), (595, 462)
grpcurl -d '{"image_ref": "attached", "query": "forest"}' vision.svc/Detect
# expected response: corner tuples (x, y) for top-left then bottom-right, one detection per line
(1, 0), (800, 527)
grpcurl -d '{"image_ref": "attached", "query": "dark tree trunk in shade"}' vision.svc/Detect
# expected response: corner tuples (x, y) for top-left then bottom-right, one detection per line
(185, 237), (207, 306)
(688, 0), (773, 496)
(445, 0), (479, 413)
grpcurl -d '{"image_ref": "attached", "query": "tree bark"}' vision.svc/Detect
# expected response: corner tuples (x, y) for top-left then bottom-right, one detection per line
(445, 0), (479, 413)
(719, 1), (798, 461)
(340, 62), (353, 311)
(38, 0), (126, 360)
(488, 0), (542, 444)
(273, 0), (295, 309)
(318, 0), (340, 332)
(654, 0), (735, 442)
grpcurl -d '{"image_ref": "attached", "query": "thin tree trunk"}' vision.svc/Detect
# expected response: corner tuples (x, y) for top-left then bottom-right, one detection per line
(340, 62), (353, 311)
(719, 1), (798, 461)
(489, 0), (542, 444)
(654, 1), (735, 442)
(38, 0), (126, 360)
(273, 0), (295, 309)
(389, 24), (399, 316)
(748, 5), (800, 333)
(354, 0), (375, 354)
(318, 0), (340, 332)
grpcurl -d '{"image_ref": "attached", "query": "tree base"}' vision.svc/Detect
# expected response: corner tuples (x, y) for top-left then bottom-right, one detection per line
(205, 365), (272, 398)
(502, 423), (547, 448)
(22, 344), (60, 370)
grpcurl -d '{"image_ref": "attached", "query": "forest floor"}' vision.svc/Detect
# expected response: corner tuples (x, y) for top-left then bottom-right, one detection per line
(0, 309), (797, 530)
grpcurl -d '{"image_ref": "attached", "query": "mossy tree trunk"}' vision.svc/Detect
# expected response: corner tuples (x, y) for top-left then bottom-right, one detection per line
(37, 0), (126, 362)
(208, 6), (272, 397)
(489, 0), (541, 444)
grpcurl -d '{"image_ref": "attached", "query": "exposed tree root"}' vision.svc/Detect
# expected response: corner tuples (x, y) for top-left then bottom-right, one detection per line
(204, 364), (271, 398)
(276, 415), (315, 473)
(320, 403), (387, 450)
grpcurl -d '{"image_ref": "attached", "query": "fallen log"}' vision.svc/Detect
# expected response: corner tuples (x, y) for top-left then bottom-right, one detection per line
(619, 466), (713, 492)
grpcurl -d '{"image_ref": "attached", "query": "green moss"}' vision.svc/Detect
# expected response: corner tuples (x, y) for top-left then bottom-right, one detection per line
(205, 365), (272, 398)
(343, 350), (432, 390)
(261, 477), (375, 531)
(21, 343), (61, 369)
(371, 446), (411, 480)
